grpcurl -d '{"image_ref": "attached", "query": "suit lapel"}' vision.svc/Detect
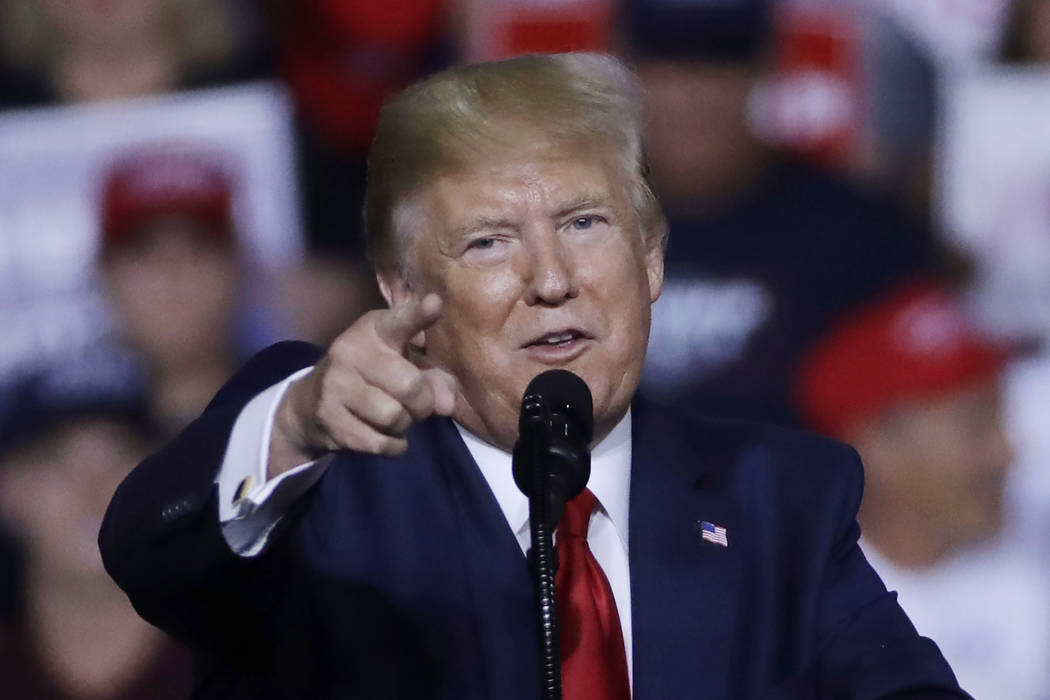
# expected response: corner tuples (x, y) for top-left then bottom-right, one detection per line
(628, 400), (748, 699)
(428, 418), (540, 700)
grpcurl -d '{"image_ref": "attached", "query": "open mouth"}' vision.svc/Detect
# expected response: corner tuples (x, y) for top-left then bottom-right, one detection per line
(524, 329), (590, 348)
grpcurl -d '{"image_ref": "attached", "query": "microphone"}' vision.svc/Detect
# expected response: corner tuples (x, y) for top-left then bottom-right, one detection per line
(512, 369), (593, 527)
(512, 370), (593, 699)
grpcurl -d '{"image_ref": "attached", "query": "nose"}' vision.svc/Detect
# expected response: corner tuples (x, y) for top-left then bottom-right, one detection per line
(521, 227), (579, 306)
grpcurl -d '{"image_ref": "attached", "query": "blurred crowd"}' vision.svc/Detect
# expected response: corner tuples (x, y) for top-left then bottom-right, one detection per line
(0, 0), (1048, 697)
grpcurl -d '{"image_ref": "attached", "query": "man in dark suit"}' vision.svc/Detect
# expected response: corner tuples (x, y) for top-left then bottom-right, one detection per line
(100, 53), (969, 699)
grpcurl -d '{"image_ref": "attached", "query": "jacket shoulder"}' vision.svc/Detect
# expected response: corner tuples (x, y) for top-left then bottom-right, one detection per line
(641, 399), (861, 482)
(207, 341), (325, 411)
(636, 398), (864, 527)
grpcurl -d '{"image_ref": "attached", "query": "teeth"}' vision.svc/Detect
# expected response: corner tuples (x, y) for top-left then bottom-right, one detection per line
(543, 332), (575, 345)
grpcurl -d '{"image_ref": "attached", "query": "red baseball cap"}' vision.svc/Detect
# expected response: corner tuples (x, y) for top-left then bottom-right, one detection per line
(100, 150), (234, 251)
(795, 280), (1009, 438)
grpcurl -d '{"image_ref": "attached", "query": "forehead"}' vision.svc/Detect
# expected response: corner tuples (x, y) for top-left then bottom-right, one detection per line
(421, 152), (630, 225)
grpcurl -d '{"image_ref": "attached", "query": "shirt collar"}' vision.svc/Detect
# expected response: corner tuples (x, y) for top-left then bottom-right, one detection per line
(456, 410), (633, 547)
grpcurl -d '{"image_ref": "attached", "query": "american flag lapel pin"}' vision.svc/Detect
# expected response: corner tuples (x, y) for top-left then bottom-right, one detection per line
(698, 520), (728, 547)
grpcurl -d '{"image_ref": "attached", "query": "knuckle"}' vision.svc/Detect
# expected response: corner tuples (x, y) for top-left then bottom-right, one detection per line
(320, 369), (361, 405)
(363, 433), (387, 454)
(327, 334), (356, 361)
(393, 371), (425, 401)
(377, 437), (409, 456)
(344, 423), (382, 455)
(316, 372), (339, 400)
(377, 401), (407, 432)
(406, 385), (435, 419)
(360, 431), (392, 455)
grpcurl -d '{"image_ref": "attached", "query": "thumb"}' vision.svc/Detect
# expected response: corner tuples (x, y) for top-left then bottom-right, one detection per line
(376, 293), (443, 350)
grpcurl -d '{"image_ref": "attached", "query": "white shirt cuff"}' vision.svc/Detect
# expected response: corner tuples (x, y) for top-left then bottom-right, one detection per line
(215, 366), (332, 556)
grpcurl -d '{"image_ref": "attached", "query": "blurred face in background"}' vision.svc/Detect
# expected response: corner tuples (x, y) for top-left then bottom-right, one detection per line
(43, 0), (169, 51)
(638, 58), (765, 207)
(0, 418), (149, 580)
(851, 377), (1014, 555)
(101, 216), (240, 368)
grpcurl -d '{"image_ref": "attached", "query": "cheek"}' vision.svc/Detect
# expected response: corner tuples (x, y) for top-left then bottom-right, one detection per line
(588, 247), (653, 327)
(425, 301), (505, 383)
(912, 442), (990, 519)
(427, 267), (521, 346)
(580, 252), (654, 387)
(141, 260), (235, 321)
(441, 262), (521, 302)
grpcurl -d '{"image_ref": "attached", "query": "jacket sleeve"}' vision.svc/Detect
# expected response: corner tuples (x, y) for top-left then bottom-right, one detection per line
(809, 445), (973, 700)
(98, 341), (324, 652)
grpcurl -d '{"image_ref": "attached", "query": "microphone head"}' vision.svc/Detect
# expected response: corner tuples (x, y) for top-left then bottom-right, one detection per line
(520, 369), (594, 443)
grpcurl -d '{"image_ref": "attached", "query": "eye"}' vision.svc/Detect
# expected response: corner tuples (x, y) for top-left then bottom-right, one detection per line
(570, 215), (606, 231)
(462, 235), (511, 262)
(467, 237), (497, 250)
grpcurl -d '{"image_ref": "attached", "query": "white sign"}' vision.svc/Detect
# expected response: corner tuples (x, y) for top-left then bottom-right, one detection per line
(0, 83), (302, 381)
(862, 0), (1012, 67)
(937, 69), (1050, 341)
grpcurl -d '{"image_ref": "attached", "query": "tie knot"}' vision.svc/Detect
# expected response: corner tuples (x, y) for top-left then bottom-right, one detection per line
(559, 488), (597, 540)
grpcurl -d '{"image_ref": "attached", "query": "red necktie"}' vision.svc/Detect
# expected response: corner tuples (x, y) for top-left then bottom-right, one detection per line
(555, 489), (631, 700)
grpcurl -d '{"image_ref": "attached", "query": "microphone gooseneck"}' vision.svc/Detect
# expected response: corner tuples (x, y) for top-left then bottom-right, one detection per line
(512, 369), (594, 700)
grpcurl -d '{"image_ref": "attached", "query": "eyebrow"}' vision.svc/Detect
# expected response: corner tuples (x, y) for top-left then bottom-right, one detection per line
(552, 194), (614, 219)
(448, 216), (518, 240)
(448, 193), (615, 240)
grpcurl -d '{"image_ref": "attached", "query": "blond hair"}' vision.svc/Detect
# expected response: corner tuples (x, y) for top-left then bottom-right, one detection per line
(365, 52), (667, 274)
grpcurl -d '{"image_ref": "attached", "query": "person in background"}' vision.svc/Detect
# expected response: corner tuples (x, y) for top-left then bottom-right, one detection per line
(267, 0), (449, 347)
(0, 0), (267, 109)
(97, 149), (244, 437)
(0, 347), (191, 699)
(626, 0), (939, 427)
(1000, 0), (1050, 63)
(795, 279), (1050, 700)
(984, 0), (1050, 552)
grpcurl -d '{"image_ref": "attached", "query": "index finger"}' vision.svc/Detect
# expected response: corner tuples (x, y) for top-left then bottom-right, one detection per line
(375, 293), (443, 349)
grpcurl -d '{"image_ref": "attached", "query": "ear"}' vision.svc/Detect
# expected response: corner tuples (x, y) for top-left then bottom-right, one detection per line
(375, 269), (428, 352)
(645, 237), (665, 304)
(376, 268), (413, 308)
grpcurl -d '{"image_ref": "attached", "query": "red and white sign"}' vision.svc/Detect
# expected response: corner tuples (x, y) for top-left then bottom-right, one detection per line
(751, 3), (865, 166)
(0, 84), (302, 380)
(461, 0), (615, 62)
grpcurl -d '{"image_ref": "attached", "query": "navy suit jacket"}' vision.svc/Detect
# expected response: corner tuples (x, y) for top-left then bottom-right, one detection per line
(100, 342), (968, 699)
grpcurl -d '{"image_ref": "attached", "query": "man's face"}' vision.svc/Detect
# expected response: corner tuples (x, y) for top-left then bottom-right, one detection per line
(388, 151), (664, 450)
(102, 216), (239, 366)
(859, 379), (1013, 553)
(638, 58), (761, 205)
(0, 418), (149, 580)
(45, 0), (169, 49)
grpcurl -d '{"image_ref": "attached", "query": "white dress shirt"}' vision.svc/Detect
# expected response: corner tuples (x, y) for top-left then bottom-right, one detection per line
(456, 414), (634, 685)
(214, 370), (635, 685)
